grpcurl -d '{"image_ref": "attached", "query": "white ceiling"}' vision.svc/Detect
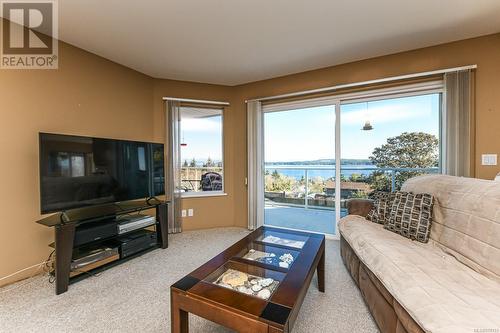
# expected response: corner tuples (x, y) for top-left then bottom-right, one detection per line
(58, 0), (500, 85)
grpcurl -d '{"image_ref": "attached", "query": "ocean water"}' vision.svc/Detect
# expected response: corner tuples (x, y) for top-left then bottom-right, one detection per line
(264, 164), (377, 180)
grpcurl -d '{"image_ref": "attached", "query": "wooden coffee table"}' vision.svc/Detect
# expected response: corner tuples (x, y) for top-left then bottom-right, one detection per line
(170, 226), (325, 333)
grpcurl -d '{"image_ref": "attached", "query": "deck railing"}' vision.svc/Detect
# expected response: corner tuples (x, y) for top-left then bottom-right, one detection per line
(264, 166), (439, 209)
(181, 166), (223, 192)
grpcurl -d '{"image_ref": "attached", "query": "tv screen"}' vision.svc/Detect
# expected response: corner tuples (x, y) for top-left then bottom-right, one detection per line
(39, 133), (165, 214)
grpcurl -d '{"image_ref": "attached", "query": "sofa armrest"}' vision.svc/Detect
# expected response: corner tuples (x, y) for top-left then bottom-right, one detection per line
(346, 199), (374, 217)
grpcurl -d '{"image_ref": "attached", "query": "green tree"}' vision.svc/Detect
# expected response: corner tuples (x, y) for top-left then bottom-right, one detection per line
(308, 176), (326, 194)
(351, 190), (368, 199)
(183, 160), (188, 167)
(349, 173), (364, 182)
(370, 132), (438, 168)
(265, 172), (295, 192)
(204, 156), (214, 167)
(369, 132), (439, 190)
(189, 158), (196, 167)
(366, 172), (391, 192)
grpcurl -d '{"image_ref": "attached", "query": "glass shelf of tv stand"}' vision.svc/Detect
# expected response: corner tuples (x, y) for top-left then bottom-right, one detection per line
(36, 197), (164, 227)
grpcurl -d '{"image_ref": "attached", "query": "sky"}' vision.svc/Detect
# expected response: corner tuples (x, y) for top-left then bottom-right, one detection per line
(179, 93), (440, 164)
(180, 114), (223, 163)
(264, 93), (440, 162)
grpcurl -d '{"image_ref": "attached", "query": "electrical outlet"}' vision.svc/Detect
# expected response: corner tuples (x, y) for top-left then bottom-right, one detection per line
(481, 154), (497, 166)
(188, 209), (194, 217)
(181, 209), (187, 217)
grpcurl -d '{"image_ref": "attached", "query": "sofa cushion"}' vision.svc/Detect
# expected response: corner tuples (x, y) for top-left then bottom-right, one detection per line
(339, 215), (500, 333)
(402, 175), (500, 281)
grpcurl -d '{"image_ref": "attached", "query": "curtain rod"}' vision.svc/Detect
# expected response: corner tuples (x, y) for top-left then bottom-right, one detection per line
(163, 97), (229, 106)
(245, 64), (477, 103)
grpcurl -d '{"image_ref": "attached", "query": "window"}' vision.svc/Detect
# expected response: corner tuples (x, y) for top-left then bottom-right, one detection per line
(340, 92), (441, 204)
(258, 81), (443, 235)
(50, 152), (87, 177)
(70, 154), (85, 176)
(137, 146), (146, 171)
(179, 107), (224, 195)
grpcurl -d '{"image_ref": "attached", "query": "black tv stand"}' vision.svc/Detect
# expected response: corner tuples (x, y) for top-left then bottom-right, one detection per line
(36, 199), (169, 295)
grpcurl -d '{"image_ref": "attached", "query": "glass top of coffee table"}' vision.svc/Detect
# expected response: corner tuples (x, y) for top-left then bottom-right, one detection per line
(255, 230), (309, 249)
(234, 242), (300, 270)
(203, 263), (284, 300)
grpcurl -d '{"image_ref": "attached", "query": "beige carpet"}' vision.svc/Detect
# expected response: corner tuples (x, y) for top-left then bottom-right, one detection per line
(0, 228), (378, 333)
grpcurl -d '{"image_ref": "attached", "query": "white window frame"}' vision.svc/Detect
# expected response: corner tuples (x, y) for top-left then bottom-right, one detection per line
(260, 80), (444, 237)
(180, 107), (226, 198)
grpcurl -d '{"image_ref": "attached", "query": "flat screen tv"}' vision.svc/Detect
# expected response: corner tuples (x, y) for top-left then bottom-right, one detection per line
(39, 133), (165, 214)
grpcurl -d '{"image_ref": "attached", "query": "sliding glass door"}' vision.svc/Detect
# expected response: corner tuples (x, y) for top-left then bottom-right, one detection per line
(339, 93), (442, 205)
(257, 83), (443, 236)
(263, 104), (338, 235)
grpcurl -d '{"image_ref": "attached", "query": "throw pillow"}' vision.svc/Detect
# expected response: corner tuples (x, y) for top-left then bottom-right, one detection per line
(366, 205), (378, 222)
(386, 192), (434, 243)
(366, 191), (396, 224)
(385, 191), (410, 233)
(366, 191), (382, 222)
(365, 191), (380, 222)
(401, 193), (434, 242)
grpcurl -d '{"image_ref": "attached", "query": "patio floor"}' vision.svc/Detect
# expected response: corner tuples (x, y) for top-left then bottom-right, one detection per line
(264, 204), (347, 235)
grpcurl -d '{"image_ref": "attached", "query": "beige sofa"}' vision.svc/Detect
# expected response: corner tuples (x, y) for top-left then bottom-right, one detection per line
(339, 174), (500, 333)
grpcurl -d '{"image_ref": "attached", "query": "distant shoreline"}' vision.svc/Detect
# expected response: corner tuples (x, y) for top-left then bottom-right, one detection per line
(264, 164), (376, 179)
(265, 159), (372, 166)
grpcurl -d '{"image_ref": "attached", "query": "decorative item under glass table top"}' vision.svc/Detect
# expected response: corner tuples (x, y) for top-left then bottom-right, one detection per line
(211, 268), (279, 300)
(256, 230), (309, 249)
(237, 243), (300, 269)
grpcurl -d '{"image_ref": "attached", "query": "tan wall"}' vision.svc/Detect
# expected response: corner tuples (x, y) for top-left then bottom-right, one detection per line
(1, 32), (500, 286)
(0, 41), (155, 286)
(231, 33), (500, 228)
(152, 80), (241, 230)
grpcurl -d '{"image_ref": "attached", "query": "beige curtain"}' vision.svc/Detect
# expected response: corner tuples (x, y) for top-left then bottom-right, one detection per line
(247, 101), (264, 230)
(444, 70), (473, 177)
(166, 100), (182, 233)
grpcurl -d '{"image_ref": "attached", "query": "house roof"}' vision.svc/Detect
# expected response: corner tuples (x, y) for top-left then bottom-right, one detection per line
(325, 180), (372, 191)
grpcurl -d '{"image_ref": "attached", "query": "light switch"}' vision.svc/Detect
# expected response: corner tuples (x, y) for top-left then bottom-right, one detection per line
(481, 154), (497, 166)
(181, 209), (187, 217)
(188, 209), (194, 217)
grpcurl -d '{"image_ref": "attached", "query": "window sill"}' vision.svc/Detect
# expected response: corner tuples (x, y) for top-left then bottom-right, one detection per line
(181, 192), (228, 199)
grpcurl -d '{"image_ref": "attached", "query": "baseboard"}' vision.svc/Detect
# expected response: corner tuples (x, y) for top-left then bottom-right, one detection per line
(0, 262), (47, 289)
